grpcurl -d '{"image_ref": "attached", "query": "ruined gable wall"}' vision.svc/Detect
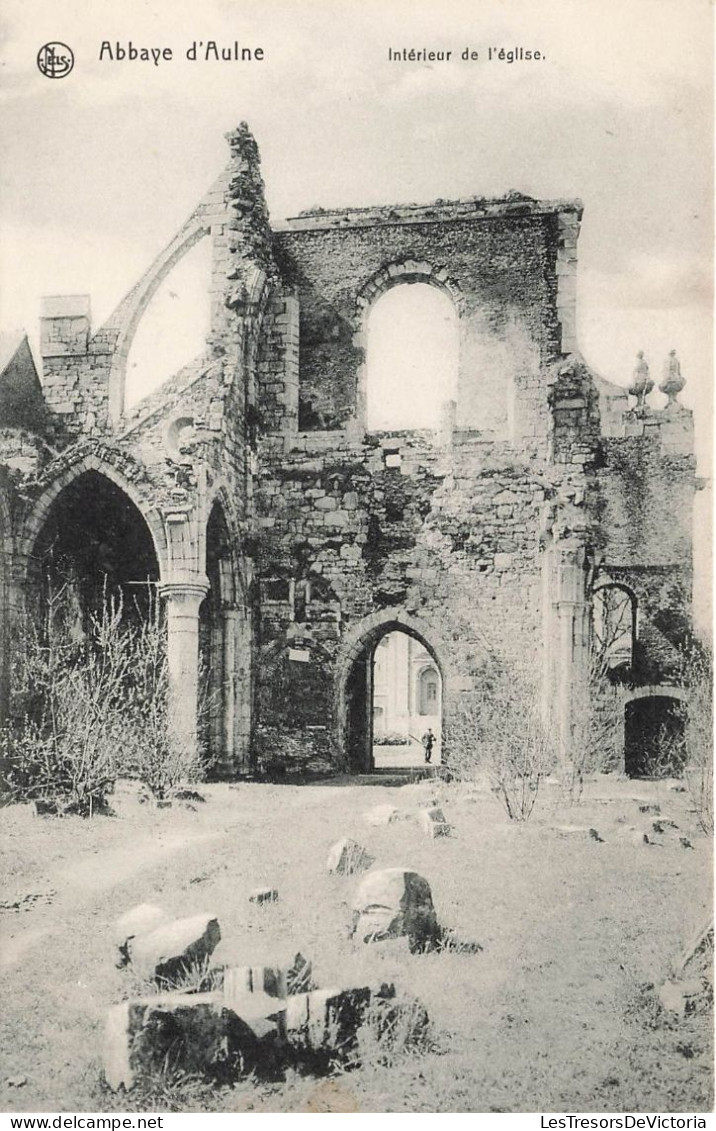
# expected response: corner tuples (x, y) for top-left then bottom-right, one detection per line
(272, 209), (568, 437)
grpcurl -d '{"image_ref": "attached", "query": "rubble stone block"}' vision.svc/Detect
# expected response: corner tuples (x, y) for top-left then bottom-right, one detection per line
(418, 807), (452, 838)
(287, 951), (315, 994)
(113, 904), (167, 968)
(554, 825), (603, 843)
(363, 804), (400, 827)
(221, 964), (287, 1001)
(249, 887), (279, 904)
(351, 868), (440, 951)
(103, 991), (286, 1091)
(128, 913), (221, 985)
(658, 979), (704, 1016)
(286, 984), (394, 1055)
(326, 837), (374, 875)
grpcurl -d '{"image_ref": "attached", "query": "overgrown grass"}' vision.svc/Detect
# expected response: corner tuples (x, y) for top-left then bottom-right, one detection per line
(1, 776), (711, 1113)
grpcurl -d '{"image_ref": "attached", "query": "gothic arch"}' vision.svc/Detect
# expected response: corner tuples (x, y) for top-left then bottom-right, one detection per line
(334, 608), (456, 769)
(200, 483), (246, 607)
(20, 454), (169, 583)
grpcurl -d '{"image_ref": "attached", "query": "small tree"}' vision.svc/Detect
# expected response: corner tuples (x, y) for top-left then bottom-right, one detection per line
(446, 653), (556, 821)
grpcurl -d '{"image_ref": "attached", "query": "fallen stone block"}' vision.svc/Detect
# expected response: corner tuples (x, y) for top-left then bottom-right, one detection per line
(651, 818), (679, 834)
(326, 837), (374, 875)
(418, 807), (452, 838)
(554, 825), (603, 843)
(672, 919), (714, 979)
(128, 913), (221, 985)
(220, 964), (287, 1001)
(286, 983), (395, 1056)
(658, 978), (704, 1017)
(630, 828), (649, 846)
(113, 904), (168, 968)
(249, 887), (278, 905)
(208, 953), (314, 997)
(363, 804), (400, 827)
(287, 951), (315, 994)
(104, 990), (285, 1090)
(351, 868), (440, 952)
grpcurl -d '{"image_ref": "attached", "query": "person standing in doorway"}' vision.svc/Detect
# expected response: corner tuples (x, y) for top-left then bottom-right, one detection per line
(422, 727), (435, 764)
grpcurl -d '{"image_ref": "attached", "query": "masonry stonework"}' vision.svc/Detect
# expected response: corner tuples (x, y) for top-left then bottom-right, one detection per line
(0, 123), (699, 779)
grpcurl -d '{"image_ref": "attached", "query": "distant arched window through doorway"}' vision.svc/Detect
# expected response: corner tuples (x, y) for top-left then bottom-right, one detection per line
(418, 666), (440, 716)
(365, 283), (458, 431)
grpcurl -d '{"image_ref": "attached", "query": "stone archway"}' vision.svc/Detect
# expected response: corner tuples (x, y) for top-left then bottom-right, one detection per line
(624, 695), (687, 778)
(620, 685), (689, 779)
(28, 469), (160, 631)
(335, 609), (451, 772)
(20, 453), (169, 586)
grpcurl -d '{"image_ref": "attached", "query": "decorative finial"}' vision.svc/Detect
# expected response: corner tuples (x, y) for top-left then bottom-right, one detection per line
(659, 349), (686, 405)
(627, 351), (654, 410)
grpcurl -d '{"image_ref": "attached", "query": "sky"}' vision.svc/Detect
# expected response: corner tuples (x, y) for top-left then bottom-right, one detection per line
(1, 0), (712, 465)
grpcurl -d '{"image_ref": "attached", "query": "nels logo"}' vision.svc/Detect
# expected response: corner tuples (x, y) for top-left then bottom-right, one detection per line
(37, 42), (74, 79)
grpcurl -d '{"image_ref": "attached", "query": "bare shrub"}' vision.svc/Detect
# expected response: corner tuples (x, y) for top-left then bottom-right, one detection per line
(2, 586), (211, 812)
(445, 652), (556, 820)
(2, 587), (134, 814)
(562, 655), (624, 804)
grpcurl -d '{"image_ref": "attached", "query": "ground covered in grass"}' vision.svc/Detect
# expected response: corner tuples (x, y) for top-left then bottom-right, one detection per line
(0, 775), (712, 1113)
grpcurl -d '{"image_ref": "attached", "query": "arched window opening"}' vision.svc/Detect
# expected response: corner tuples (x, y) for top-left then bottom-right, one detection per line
(31, 471), (159, 636)
(125, 237), (212, 410)
(624, 695), (686, 778)
(347, 626), (442, 771)
(418, 665), (440, 716)
(592, 585), (636, 671)
(365, 283), (458, 432)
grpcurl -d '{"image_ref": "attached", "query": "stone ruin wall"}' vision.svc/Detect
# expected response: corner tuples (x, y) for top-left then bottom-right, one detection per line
(0, 123), (699, 777)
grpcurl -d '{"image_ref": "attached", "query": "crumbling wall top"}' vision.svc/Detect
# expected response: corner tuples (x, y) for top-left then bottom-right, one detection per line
(277, 194), (583, 232)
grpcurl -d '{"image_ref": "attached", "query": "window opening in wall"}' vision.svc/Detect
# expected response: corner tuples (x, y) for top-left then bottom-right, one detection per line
(384, 448), (402, 469)
(624, 695), (686, 778)
(264, 578), (291, 603)
(365, 283), (458, 431)
(125, 237), (212, 411)
(592, 584), (636, 671)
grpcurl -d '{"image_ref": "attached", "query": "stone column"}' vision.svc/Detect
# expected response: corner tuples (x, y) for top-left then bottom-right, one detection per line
(549, 541), (591, 766)
(220, 607), (239, 769)
(160, 580), (209, 756)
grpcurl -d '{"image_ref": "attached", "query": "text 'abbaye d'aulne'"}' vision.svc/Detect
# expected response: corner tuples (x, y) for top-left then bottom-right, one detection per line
(98, 41), (265, 65)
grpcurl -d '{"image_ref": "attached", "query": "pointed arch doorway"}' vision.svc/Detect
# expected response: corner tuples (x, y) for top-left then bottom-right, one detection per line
(344, 624), (443, 772)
